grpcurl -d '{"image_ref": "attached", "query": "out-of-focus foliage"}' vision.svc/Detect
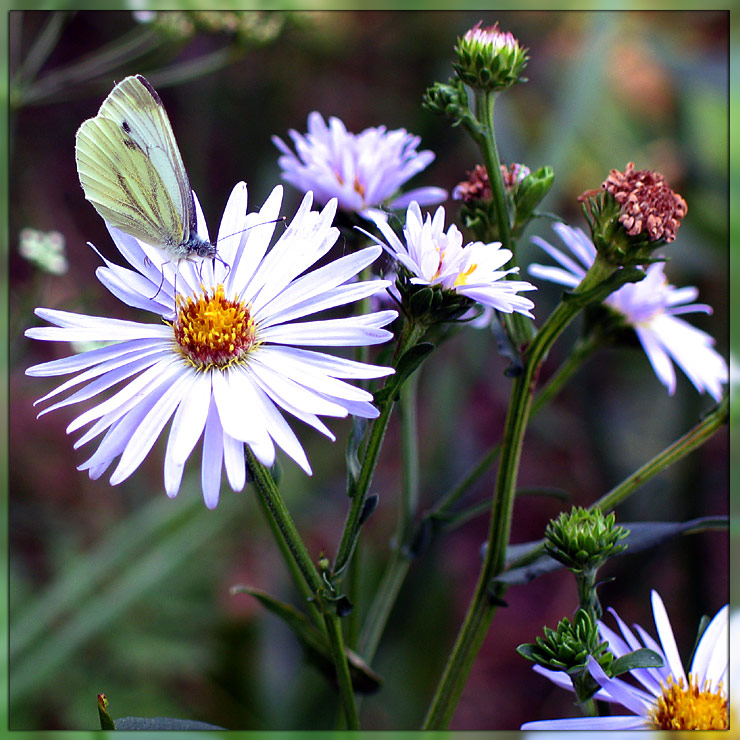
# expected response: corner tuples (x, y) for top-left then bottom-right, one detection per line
(9, 10), (729, 730)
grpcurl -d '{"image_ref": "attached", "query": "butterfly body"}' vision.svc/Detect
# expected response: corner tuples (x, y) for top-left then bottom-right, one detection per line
(75, 74), (216, 262)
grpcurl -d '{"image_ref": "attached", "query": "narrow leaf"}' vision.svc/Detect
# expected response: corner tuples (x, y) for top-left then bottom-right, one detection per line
(114, 716), (226, 730)
(230, 585), (382, 694)
(611, 647), (664, 675)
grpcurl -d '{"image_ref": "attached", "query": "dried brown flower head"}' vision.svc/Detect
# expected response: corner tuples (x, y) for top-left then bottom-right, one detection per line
(602, 162), (687, 243)
(453, 163), (530, 202)
(453, 165), (491, 202)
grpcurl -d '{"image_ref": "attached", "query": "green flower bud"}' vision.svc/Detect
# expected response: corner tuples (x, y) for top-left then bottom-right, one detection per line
(453, 22), (528, 93)
(545, 506), (628, 573)
(396, 273), (476, 326)
(422, 78), (470, 123)
(512, 165), (554, 232)
(517, 608), (613, 676)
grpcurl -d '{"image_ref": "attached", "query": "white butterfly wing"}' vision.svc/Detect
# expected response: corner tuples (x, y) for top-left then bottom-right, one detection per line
(76, 115), (185, 248)
(75, 75), (197, 253)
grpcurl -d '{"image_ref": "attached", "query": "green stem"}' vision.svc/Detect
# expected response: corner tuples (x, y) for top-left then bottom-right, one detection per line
(474, 90), (512, 255)
(245, 449), (358, 728)
(423, 333), (600, 531)
(422, 257), (615, 729)
(473, 89), (534, 349)
(358, 374), (420, 661)
(333, 320), (426, 579)
(253, 492), (324, 629)
(592, 394), (729, 512)
(323, 613), (360, 729)
(504, 393), (729, 575)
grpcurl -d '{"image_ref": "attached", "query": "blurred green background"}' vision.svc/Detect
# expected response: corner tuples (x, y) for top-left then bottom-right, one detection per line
(8, 8), (731, 732)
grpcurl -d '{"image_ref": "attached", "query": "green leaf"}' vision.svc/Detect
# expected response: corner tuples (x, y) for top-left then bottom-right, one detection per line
(374, 342), (434, 405)
(515, 643), (539, 662)
(610, 647), (664, 676)
(230, 585), (382, 694)
(114, 716), (226, 730)
(563, 265), (645, 308)
(492, 516), (728, 587)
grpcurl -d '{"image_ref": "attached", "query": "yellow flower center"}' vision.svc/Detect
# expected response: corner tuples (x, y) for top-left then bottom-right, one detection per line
(172, 284), (257, 371)
(650, 675), (728, 730)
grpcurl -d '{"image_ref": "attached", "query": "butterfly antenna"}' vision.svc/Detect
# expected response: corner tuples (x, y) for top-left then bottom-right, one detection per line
(218, 215), (287, 243)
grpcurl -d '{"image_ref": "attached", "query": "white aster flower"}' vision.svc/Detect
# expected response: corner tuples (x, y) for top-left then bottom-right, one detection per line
(273, 112), (447, 219)
(365, 201), (536, 318)
(529, 222), (728, 401)
(26, 183), (397, 509)
(522, 590), (728, 730)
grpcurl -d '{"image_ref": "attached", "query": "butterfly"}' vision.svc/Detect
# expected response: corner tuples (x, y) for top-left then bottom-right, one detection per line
(75, 75), (216, 267)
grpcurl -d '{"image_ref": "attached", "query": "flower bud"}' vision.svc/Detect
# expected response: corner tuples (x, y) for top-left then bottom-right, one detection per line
(545, 506), (628, 573)
(453, 22), (528, 93)
(422, 78), (470, 123)
(517, 608), (613, 676)
(512, 165), (554, 233)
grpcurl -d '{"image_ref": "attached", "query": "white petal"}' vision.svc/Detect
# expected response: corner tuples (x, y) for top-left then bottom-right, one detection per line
(222, 433), (246, 491)
(36, 350), (168, 416)
(587, 656), (655, 716)
(250, 383), (311, 474)
(650, 590), (687, 685)
(201, 395), (224, 509)
(260, 311), (396, 347)
(227, 185), (283, 297)
(690, 604), (728, 691)
(211, 368), (274, 463)
(109, 369), (193, 485)
(163, 371), (212, 497)
(66, 356), (184, 434)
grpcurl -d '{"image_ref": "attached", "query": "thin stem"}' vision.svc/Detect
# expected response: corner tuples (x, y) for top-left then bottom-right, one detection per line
(253, 492), (324, 629)
(332, 320), (426, 579)
(422, 257), (615, 729)
(474, 90), (512, 254)
(323, 613), (360, 729)
(358, 374), (420, 661)
(473, 89), (533, 348)
(422, 332), (600, 535)
(245, 449), (358, 728)
(592, 394), (729, 512)
(503, 393), (729, 575)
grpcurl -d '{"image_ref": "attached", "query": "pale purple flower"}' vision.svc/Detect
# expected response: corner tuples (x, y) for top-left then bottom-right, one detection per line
(523, 590), (728, 730)
(273, 112), (446, 219)
(462, 21), (520, 53)
(26, 183), (397, 509)
(529, 222), (727, 401)
(364, 201), (536, 318)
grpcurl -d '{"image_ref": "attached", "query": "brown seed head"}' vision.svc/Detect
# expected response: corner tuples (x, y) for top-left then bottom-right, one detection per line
(602, 162), (687, 243)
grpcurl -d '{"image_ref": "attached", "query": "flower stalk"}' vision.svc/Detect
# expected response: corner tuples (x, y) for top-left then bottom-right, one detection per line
(422, 253), (629, 729)
(245, 447), (359, 728)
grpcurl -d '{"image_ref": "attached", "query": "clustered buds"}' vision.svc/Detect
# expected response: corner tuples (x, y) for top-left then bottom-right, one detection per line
(545, 507), (628, 573)
(602, 162), (687, 243)
(453, 162), (553, 243)
(453, 22), (529, 92)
